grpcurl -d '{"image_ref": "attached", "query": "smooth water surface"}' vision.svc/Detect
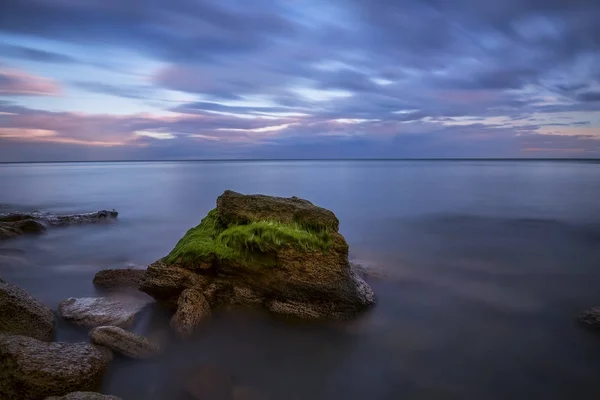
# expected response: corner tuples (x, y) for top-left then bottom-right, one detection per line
(1, 160), (600, 399)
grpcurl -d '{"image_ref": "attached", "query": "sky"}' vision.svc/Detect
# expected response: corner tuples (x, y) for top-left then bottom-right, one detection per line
(0, 0), (599, 161)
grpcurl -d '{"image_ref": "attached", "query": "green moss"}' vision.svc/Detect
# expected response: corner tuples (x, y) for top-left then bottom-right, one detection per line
(164, 208), (332, 267)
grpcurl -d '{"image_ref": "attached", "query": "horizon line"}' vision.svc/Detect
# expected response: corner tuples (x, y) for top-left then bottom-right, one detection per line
(1, 157), (600, 164)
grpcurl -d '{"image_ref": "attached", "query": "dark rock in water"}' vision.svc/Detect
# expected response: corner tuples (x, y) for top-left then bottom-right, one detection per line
(58, 296), (150, 328)
(139, 190), (375, 324)
(579, 307), (600, 329)
(0, 209), (118, 226)
(170, 288), (211, 338)
(93, 268), (146, 291)
(0, 277), (56, 341)
(0, 335), (113, 400)
(90, 326), (160, 359)
(0, 219), (46, 240)
(46, 392), (121, 400)
(0, 209), (117, 240)
(186, 365), (234, 400)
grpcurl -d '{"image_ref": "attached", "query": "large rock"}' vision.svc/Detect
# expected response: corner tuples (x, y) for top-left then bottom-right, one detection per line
(90, 326), (160, 359)
(58, 296), (149, 328)
(93, 268), (146, 291)
(0, 277), (56, 341)
(579, 307), (600, 329)
(46, 392), (121, 400)
(170, 288), (211, 338)
(0, 335), (113, 400)
(0, 210), (117, 240)
(140, 191), (375, 322)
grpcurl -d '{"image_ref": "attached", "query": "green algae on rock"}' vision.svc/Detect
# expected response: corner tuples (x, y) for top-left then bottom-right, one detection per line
(140, 190), (375, 327)
(164, 208), (333, 268)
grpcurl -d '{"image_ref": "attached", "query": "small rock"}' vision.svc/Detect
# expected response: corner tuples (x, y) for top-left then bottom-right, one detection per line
(93, 268), (146, 291)
(186, 365), (233, 400)
(170, 288), (211, 338)
(0, 277), (56, 341)
(90, 326), (160, 359)
(58, 296), (150, 328)
(579, 307), (600, 329)
(265, 299), (323, 319)
(0, 335), (113, 400)
(46, 392), (121, 400)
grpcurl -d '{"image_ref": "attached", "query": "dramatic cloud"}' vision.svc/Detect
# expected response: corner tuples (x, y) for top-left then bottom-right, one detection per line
(0, 0), (599, 160)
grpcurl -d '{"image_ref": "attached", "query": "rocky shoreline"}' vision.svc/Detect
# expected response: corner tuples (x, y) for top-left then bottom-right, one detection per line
(0, 193), (378, 399)
(0, 209), (118, 240)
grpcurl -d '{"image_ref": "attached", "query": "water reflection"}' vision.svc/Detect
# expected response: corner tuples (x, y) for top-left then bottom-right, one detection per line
(1, 161), (600, 399)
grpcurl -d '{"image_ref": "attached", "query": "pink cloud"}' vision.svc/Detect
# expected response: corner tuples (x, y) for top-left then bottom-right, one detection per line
(0, 67), (61, 96)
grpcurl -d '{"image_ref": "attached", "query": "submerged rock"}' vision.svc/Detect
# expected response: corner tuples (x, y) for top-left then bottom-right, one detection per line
(90, 326), (160, 359)
(0, 277), (56, 341)
(186, 365), (234, 400)
(0, 335), (112, 400)
(140, 190), (375, 325)
(579, 307), (600, 329)
(0, 219), (46, 240)
(93, 268), (146, 291)
(170, 288), (211, 338)
(0, 210), (118, 240)
(46, 392), (121, 400)
(58, 296), (149, 328)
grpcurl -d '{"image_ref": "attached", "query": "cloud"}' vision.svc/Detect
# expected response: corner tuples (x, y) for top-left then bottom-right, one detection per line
(0, 44), (78, 63)
(1, 0), (600, 160)
(0, 67), (61, 96)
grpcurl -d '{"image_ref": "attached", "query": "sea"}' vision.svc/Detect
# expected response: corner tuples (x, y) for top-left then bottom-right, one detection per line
(1, 160), (600, 399)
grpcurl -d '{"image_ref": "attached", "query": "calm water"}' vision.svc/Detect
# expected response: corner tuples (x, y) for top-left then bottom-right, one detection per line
(1, 160), (600, 399)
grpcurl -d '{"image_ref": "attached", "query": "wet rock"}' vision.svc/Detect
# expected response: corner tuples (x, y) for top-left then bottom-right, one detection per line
(0, 219), (46, 240)
(579, 307), (600, 329)
(0, 210), (117, 241)
(186, 365), (234, 400)
(170, 288), (211, 338)
(46, 392), (121, 400)
(0, 210), (118, 226)
(0, 335), (113, 400)
(58, 296), (150, 328)
(93, 268), (146, 291)
(0, 277), (56, 341)
(90, 326), (160, 359)
(140, 190), (376, 321)
(139, 262), (208, 307)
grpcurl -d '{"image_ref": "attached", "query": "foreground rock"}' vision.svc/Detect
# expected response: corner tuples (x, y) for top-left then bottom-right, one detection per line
(90, 326), (160, 359)
(58, 296), (149, 328)
(46, 392), (121, 400)
(0, 335), (112, 400)
(93, 268), (146, 291)
(0, 209), (118, 240)
(579, 307), (600, 329)
(0, 277), (56, 341)
(140, 190), (375, 324)
(170, 288), (211, 338)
